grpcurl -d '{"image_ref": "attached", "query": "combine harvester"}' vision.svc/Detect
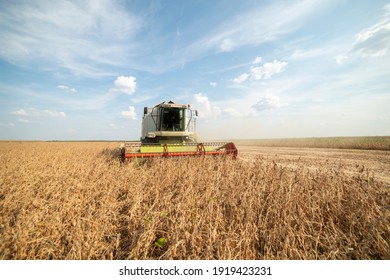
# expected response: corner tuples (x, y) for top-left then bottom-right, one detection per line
(120, 101), (237, 161)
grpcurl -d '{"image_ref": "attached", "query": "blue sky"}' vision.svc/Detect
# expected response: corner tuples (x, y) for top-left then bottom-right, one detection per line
(0, 0), (389, 140)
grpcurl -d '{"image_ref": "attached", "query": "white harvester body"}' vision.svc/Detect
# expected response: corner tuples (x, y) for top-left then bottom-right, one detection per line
(120, 101), (238, 161)
(141, 101), (198, 144)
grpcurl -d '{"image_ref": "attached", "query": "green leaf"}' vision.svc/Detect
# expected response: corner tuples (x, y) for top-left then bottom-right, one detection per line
(154, 237), (166, 248)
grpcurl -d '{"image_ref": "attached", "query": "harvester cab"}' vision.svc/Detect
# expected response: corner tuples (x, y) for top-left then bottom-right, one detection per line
(141, 101), (197, 144)
(120, 101), (237, 161)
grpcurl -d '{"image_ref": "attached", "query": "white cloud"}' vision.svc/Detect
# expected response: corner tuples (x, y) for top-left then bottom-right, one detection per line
(121, 106), (137, 120)
(18, 119), (30, 123)
(193, 1), (327, 55)
(193, 93), (211, 112)
(251, 94), (286, 112)
(232, 59), (288, 83)
(331, 3), (390, 69)
(11, 109), (27, 116)
(351, 4), (390, 58)
(232, 73), (249, 84)
(252, 56), (262, 64)
(251, 60), (288, 80)
(327, 4), (390, 68)
(42, 110), (66, 117)
(0, 1), (140, 77)
(192, 93), (221, 118)
(11, 108), (65, 118)
(57, 85), (77, 93)
(112, 75), (137, 95)
(168, 0), (330, 74)
(386, 3), (390, 14)
(290, 48), (329, 60)
(210, 82), (217, 87)
(335, 55), (348, 65)
(0, 123), (15, 127)
(219, 38), (235, 52)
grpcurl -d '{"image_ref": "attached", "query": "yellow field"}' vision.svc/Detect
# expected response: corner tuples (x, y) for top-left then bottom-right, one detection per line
(0, 141), (389, 259)
(233, 136), (390, 150)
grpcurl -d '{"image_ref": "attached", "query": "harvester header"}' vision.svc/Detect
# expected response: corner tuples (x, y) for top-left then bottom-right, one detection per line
(120, 101), (237, 161)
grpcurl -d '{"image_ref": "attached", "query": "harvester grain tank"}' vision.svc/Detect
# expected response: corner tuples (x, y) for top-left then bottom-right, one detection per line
(120, 101), (238, 160)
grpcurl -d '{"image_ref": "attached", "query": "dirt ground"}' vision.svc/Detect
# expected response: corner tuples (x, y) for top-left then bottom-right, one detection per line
(236, 144), (390, 185)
